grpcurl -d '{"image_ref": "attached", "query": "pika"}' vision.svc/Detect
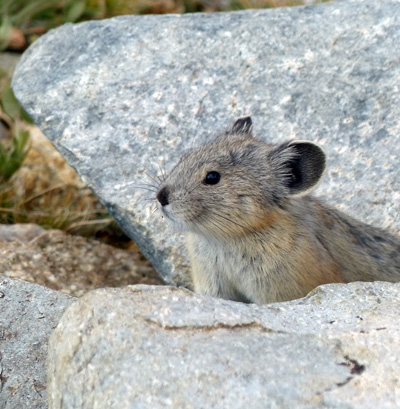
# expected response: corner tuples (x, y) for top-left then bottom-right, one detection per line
(156, 117), (400, 304)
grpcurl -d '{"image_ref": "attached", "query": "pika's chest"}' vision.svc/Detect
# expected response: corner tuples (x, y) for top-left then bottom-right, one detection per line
(189, 233), (248, 273)
(186, 232), (270, 300)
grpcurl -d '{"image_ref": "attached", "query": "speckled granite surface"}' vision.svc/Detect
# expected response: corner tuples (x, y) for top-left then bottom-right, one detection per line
(12, 0), (400, 285)
(48, 282), (400, 409)
(0, 276), (74, 409)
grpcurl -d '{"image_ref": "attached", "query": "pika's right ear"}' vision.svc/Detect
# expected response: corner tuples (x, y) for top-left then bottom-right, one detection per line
(270, 140), (326, 196)
(228, 116), (253, 135)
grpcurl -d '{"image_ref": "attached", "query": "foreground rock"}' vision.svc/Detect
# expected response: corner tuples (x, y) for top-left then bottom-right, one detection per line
(12, 0), (400, 286)
(0, 226), (161, 297)
(48, 282), (400, 409)
(0, 276), (74, 409)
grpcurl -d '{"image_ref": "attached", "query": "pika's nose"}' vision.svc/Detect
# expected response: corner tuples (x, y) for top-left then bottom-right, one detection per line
(157, 186), (170, 206)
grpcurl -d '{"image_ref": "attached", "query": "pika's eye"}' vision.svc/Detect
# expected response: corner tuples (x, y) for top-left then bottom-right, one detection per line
(204, 171), (221, 185)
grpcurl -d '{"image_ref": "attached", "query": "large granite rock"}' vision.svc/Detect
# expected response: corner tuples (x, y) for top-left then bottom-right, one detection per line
(12, 0), (400, 286)
(0, 276), (74, 409)
(48, 282), (400, 409)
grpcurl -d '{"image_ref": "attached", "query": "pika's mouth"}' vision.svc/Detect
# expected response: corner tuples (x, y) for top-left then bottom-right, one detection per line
(158, 203), (178, 223)
(159, 205), (170, 219)
(158, 204), (192, 234)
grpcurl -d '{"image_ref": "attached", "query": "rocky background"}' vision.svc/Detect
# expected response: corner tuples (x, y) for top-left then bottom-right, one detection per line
(2, 0), (400, 408)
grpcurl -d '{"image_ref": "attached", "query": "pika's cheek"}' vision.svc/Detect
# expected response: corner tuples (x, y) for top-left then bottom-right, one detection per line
(237, 196), (261, 214)
(229, 196), (272, 230)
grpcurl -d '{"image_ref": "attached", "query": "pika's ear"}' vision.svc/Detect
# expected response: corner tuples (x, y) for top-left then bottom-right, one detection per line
(270, 140), (326, 196)
(228, 116), (253, 135)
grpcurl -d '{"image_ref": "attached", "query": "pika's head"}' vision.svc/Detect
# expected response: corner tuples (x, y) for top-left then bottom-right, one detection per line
(156, 117), (326, 238)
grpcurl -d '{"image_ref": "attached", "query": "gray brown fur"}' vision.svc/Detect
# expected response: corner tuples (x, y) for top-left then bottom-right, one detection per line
(156, 117), (400, 304)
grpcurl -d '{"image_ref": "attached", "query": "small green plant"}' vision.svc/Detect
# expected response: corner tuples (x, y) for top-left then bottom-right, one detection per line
(0, 79), (31, 183)
(0, 126), (30, 183)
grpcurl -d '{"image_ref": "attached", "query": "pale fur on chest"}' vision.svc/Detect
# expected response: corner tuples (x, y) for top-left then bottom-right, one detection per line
(187, 232), (265, 303)
(186, 227), (340, 304)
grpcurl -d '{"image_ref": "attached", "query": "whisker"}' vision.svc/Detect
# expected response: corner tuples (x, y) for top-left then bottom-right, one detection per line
(140, 196), (156, 202)
(133, 185), (158, 193)
(145, 180), (160, 188)
(136, 198), (157, 206)
(135, 180), (159, 190)
(134, 200), (151, 209)
(144, 168), (163, 185)
(157, 161), (166, 182)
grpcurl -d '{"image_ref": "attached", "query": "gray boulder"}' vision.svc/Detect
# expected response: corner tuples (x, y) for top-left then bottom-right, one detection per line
(0, 276), (74, 409)
(48, 282), (400, 409)
(12, 0), (400, 286)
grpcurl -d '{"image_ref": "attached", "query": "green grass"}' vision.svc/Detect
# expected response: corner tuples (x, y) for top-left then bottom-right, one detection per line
(0, 78), (32, 183)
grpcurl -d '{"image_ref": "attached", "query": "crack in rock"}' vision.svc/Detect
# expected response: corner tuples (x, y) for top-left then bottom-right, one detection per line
(143, 317), (281, 333)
